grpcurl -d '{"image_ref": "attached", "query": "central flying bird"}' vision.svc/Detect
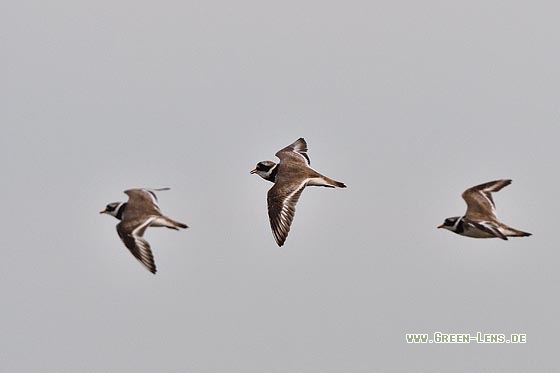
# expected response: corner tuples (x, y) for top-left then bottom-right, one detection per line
(251, 138), (346, 246)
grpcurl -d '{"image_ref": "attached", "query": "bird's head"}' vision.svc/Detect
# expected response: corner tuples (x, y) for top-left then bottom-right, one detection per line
(250, 161), (278, 182)
(100, 202), (126, 219)
(438, 217), (460, 232)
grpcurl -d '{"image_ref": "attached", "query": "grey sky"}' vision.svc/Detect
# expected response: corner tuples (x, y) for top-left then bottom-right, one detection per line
(1, 1), (559, 372)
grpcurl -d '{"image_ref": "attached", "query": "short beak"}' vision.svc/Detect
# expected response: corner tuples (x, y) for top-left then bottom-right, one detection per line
(250, 168), (257, 174)
(99, 210), (107, 214)
(437, 224), (444, 229)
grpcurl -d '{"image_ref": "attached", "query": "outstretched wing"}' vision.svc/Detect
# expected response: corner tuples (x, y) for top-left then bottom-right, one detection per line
(275, 138), (310, 166)
(267, 180), (307, 247)
(117, 217), (157, 274)
(123, 188), (169, 218)
(462, 179), (511, 220)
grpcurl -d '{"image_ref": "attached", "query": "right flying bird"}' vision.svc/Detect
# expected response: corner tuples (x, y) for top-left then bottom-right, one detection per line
(438, 179), (531, 240)
(251, 138), (346, 247)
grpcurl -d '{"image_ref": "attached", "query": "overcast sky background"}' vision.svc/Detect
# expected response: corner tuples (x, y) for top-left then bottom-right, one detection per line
(1, 1), (559, 372)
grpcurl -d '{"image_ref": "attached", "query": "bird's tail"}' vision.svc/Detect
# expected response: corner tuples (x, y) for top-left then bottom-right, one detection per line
(307, 174), (347, 188)
(328, 178), (347, 188)
(153, 216), (189, 230)
(502, 224), (532, 238)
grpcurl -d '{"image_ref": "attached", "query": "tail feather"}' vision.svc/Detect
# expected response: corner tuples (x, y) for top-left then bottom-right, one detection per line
(502, 224), (532, 237)
(169, 218), (188, 230)
(307, 176), (347, 188)
(331, 179), (347, 188)
(153, 216), (189, 230)
(508, 230), (532, 238)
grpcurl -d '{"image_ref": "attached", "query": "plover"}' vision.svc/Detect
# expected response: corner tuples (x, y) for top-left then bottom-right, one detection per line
(438, 179), (531, 240)
(251, 138), (346, 246)
(100, 188), (188, 274)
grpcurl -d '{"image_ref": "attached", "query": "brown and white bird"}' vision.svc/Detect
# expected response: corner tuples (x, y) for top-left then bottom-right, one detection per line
(251, 138), (346, 246)
(100, 188), (188, 274)
(438, 179), (531, 240)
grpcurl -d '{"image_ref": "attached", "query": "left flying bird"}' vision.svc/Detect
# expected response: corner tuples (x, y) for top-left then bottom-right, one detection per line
(100, 188), (188, 274)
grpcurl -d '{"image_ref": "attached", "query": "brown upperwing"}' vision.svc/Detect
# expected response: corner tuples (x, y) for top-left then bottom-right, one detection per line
(461, 179), (511, 221)
(123, 189), (162, 219)
(275, 138), (310, 165)
(117, 218), (157, 274)
(267, 178), (306, 247)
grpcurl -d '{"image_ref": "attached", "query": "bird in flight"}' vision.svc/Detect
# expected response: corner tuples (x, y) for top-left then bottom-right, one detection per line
(251, 138), (346, 246)
(100, 188), (188, 273)
(438, 179), (531, 240)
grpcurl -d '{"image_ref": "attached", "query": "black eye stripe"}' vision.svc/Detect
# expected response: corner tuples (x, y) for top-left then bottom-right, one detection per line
(105, 203), (118, 212)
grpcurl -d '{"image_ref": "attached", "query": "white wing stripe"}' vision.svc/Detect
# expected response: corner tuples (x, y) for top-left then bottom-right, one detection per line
(132, 216), (157, 238)
(479, 190), (498, 216)
(274, 181), (307, 241)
